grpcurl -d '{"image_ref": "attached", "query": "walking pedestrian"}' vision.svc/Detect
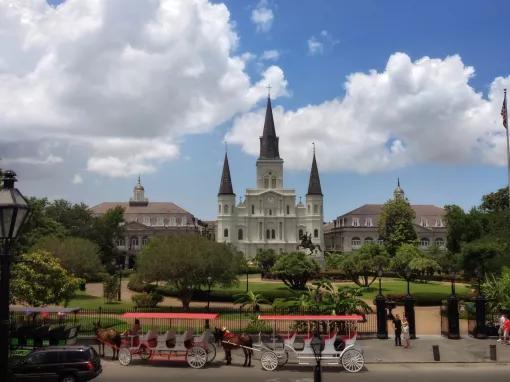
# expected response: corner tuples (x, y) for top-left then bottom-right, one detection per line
(497, 313), (506, 343)
(392, 313), (402, 346)
(402, 315), (411, 349)
(503, 316), (510, 345)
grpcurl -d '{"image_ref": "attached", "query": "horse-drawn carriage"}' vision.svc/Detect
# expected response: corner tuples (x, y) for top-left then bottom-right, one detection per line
(117, 312), (217, 369)
(253, 314), (365, 373)
(9, 307), (80, 352)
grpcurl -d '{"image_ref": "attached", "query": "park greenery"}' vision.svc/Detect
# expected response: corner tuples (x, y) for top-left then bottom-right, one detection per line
(271, 251), (320, 289)
(378, 195), (418, 255)
(10, 250), (80, 307)
(135, 235), (243, 309)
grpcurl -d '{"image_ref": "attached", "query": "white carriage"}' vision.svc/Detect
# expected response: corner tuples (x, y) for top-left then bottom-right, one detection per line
(118, 312), (218, 369)
(254, 314), (365, 373)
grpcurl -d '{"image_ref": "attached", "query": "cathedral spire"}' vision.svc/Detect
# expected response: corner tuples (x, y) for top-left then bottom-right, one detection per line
(307, 145), (323, 196)
(259, 96), (280, 159)
(394, 177), (405, 200)
(218, 152), (235, 196)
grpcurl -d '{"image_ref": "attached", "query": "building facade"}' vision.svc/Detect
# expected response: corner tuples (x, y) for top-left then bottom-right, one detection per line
(216, 96), (325, 257)
(90, 178), (202, 267)
(324, 181), (447, 252)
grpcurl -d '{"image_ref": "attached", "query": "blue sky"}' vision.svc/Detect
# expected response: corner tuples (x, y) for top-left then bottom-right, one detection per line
(3, 0), (510, 221)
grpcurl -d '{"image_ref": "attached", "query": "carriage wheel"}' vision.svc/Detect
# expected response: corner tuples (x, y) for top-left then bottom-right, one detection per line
(206, 343), (216, 363)
(139, 345), (152, 361)
(277, 351), (289, 366)
(260, 351), (278, 371)
(341, 348), (364, 373)
(186, 346), (207, 369)
(118, 348), (132, 366)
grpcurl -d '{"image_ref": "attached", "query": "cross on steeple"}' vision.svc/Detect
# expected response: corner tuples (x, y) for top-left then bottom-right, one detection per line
(266, 83), (272, 97)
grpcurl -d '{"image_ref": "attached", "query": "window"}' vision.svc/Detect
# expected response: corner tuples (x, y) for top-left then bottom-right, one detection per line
(264, 178), (269, 188)
(271, 229), (276, 239)
(420, 218), (428, 227)
(170, 216), (176, 226)
(251, 205), (255, 214)
(435, 219), (444, 227)
(238, 228), (243, 240)
(164, 217), (170, 226)
(142, 237), (149, 247)
(352, 217), (360, 227)
(364, 218), (373, 227)
(271, 177), (276, 188)
(420, 238), (430, 247)
(176, 216), (182, 225)
(266, 229), (270, 239)
(150, 216), (157, 225)
(223, 228), (229, 238)
(131, 237), (139, 247)
(308, 204), (311, 213)
(313, 204), (318, 214)
(116, 238), (125, 247)
(435, 238), (445, 248)
(299, 229), (304, 238)
(269, 209), (272, 216)
(286, 205), (290, 215)
(377, 238), (384, 245)
(218, 204), (221, 213)
(143, 216), (150, 225)
(224, 204), (229, 214)
(259, 222), (263, 240)
(314, 229), (319, 238)
(279, 222), (282, 239)
(351, 237), (361, 249)
(157, 216), (164, 226)
(365, 237), (373, 244)
(182, 216), (187, 226)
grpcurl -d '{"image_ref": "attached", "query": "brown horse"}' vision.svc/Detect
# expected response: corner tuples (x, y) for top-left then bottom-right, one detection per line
(94, 322), (121, 360)
(214, 327), (253, 367)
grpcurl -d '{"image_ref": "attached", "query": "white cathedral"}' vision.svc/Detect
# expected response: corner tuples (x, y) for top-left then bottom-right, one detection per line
(216, 96), (325, 257)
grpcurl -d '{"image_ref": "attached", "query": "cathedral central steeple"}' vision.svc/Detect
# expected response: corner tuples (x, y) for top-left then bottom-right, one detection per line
(259, 96), (280, 160)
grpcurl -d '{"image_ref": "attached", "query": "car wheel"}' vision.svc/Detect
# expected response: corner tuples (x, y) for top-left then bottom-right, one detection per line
(61, 374), (77, 382)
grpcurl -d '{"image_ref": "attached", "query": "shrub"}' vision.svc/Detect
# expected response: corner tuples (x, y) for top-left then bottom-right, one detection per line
(132, 292), (164, 308)
(244, 316), (273, 334)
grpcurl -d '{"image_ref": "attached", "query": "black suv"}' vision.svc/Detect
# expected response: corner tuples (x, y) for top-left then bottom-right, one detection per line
(9, 345), (102, 382)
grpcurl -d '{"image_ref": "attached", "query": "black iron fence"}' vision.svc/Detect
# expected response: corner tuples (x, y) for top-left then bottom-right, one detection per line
(10, 307), (377, 339)
(467, 309), (505, 338)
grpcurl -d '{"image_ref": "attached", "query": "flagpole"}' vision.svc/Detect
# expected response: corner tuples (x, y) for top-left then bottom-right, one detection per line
(506, 119), (510, 209)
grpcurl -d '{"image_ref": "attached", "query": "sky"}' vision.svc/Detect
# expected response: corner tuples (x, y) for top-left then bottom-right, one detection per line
(1, 0), (510, 221)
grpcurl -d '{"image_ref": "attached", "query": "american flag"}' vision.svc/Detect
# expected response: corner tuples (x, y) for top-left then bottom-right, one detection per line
(502, 89), (508, 130)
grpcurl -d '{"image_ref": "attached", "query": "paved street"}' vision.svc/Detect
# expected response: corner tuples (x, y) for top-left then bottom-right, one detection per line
(95, 360), (510, 382)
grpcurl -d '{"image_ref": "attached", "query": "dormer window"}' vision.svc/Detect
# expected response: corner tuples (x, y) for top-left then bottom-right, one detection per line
(420, 218), (428, 227)
(364, 218), (373, 227)
(352, 217), (360, 227)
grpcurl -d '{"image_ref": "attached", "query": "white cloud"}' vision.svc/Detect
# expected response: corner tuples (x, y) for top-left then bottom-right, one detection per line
(227, 52), (510, 173)
(72, 174), (83, 184)
(0, 0), (287, 178)
(251, 0), (274, 32)
(307, 37), (324, 55)
(260, 49), (279, 61)
(2, 155), (63, 166)
(308, 30), (339, 56)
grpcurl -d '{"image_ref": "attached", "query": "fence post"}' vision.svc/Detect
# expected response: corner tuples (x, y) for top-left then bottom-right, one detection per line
(474, 295), (487, 339)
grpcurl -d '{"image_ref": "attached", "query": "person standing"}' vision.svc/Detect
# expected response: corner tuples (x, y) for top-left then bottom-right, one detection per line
(402, 316), (411, 349)
(392, 314), (402, 346)
(497, 313), (506, 343)
(503, 315), (510, 345)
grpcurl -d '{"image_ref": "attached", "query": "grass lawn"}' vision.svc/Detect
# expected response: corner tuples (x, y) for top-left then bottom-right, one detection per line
(67, 291), (134, 310)
(73, 277), (473, 309)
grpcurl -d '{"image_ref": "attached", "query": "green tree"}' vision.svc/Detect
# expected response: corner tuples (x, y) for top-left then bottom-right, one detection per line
(481, 186), (509, 212)
(254, 249), (277, 276)
(11, 250), (80, 306)
(337, 243), (389, 287)
(103, 274), (121, 304)
(378, 197), (417, 255)
(136, 235), (242, 309)
(460, 238), (506, 276)
(45, 199), (94, 238)
(391, 243), (439, 281)
(90, 206), (125, 268)
(481, 268), (510, 312)
(234, 290), (270, 312)
(32, 236), (104, 280)
(271, 252), (320, 290)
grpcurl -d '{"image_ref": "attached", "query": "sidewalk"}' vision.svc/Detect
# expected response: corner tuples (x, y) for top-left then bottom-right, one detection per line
(361, 336), (510, 363)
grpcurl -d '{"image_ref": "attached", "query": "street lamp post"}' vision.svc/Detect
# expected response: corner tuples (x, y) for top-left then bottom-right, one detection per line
(310, 328), (322, 382)
(404, 266), (416, 339)
(206, 276), (212, 311)
(447, 267), (460, 339)
(0, 171), (30, 382)
(117, 263), (123, 302)
(473, 267), (487, 339)
(375, 265), (388, 339)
